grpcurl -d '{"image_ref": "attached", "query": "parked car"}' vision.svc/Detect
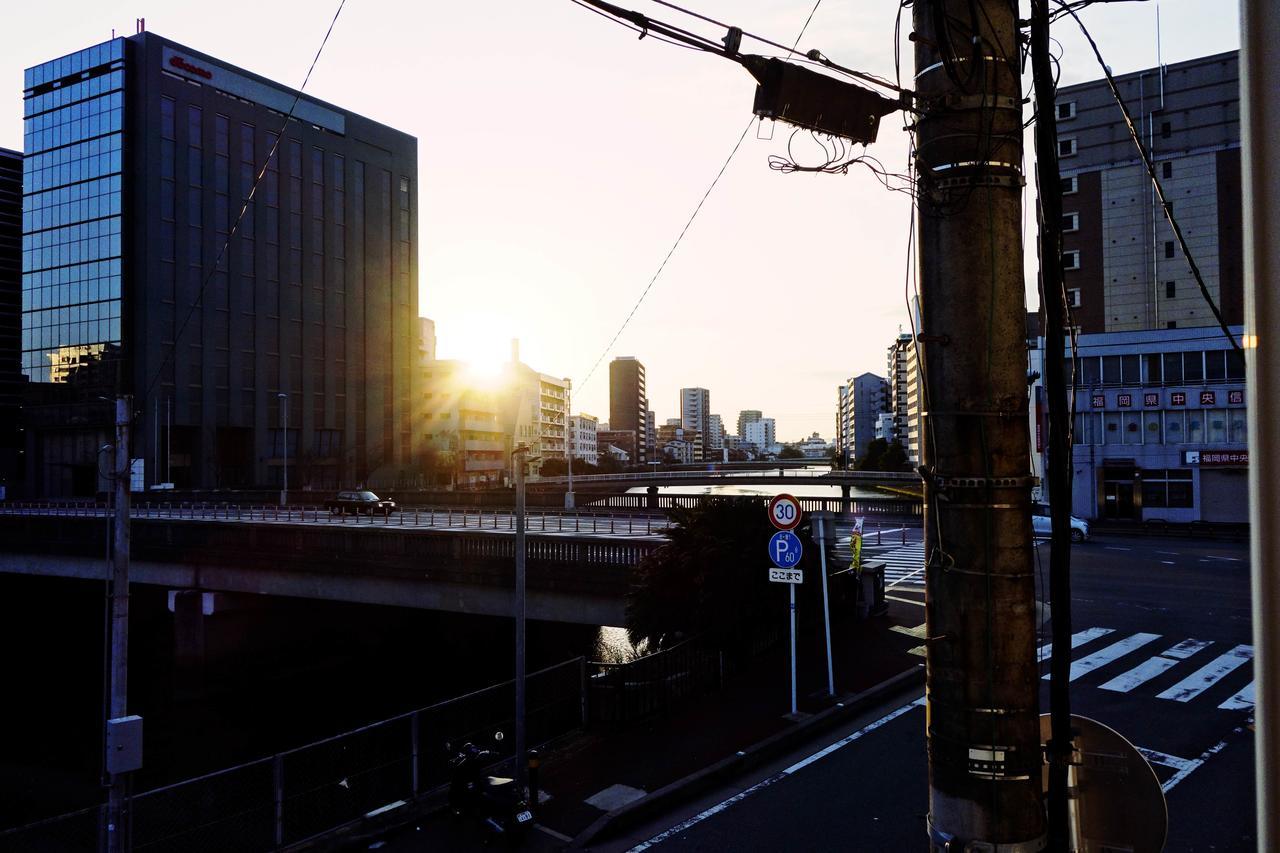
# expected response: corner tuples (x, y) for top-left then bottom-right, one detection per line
(325, 490), (397, 516)
(1031, 505), (1089, 543)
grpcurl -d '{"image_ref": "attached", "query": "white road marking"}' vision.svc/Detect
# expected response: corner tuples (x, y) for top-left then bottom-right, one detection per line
(1219, 681), (1255, 711)
(1156, 645), (1254, 702)
(1037, 627), (1114, 663)
(1043, 632), (1161, 682)
(1161, 739), (1230, 793)
(1104, 546), (1132, 551)
(1203, 555), (1243, 562)
(1137, 747), (1197, 772)
(1161, 560), (1175, 565)
(1156, 550), (1181, 556)
(1097, 640), (1210, 693)
(627, 697), (924, 852)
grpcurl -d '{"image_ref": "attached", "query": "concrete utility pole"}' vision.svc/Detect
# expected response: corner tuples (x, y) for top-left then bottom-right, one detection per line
(913, 2), (1046, 850)
(1241, 0), (1279, 846)
(513, 444), (529, 795)
(106, 395), (132, 853)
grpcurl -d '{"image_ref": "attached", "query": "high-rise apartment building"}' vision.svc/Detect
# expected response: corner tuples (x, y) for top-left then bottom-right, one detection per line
(737, 409), (762, 440)
(569, 413), (598, 465)
(886, 333), (919, 464)
(706, 413), (724, 459)
(20, 34), (418, 495)
(1058, 51), (1241, 333)
(679, 387), (710, 460)
(742, 417), (775, 454)
(0, 147), (21, 494)
(419, 358), (505, 489)
(645, 409), (655, 460)
(608, 356), (647, 463)
(838, 372), (889, 463)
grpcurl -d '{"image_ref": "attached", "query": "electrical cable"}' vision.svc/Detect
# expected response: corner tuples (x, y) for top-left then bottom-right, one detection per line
(138, 0), (350, 415)
(571, 0), (825, 392)
(1054, 0), (1240, 353)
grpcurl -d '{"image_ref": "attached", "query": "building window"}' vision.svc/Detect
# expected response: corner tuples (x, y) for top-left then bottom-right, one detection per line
(1166, 281), (1176, 298)
(1162, 161), (1173, 179)
(1062, 175), (1078, 195)
(1058, 138), (1077, 158)
(1067, 288), (1081, 308)
(1161, 121), (1172, 139)
(1165, 241), (1175, 259)
(1167, 320), (1177, 329)
(1142, 469), (1193, 508)
(1063, 212), (1079, 233)
(1062, 250), (1081, 270)
(1057, 101), (1077, 120)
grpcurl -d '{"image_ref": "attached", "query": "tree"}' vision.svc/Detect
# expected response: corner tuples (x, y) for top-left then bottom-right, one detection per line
(856, 438), (888, 471)
(778, 446), (804, 459)
(626, 499), (776, 651)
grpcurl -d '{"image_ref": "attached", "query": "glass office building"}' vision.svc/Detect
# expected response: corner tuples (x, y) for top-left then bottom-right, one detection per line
(21, 34), (418, 496)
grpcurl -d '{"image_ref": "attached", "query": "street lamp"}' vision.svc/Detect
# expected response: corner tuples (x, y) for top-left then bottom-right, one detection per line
(277, 392), (288, 506)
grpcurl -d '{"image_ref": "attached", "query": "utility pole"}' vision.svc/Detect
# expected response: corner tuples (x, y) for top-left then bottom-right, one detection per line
(278, 392), (288, 506)
(1029, 0), (1075, 848)
(564, 379), (575, 509)
(512, 444), (529, 796)
(105, 395), (133, 853)
(913, 2), (1046, 850)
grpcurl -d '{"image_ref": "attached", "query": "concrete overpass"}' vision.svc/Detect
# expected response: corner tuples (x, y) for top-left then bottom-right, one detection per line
(0, 512), (658, 626)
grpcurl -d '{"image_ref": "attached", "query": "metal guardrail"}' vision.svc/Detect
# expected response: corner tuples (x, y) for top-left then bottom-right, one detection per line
(529, 468), (921, 485)
(0, 658), (587, 852)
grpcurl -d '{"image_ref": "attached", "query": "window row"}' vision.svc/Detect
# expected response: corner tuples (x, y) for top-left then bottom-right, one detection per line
(24, 188), (121, 234)
(23, 234), (122, 274)
(22, 276), (122, 312)
(23, 259), (120, 290)
(22, 214), (121, 252)
(25, 40), (123, 89)
(24, 174), (121, 213)
(1073, 408), (1247, 446)
(1141, 468), (1194, 509)
(25, 90), (122, 133)
(24, 298), (121, 331)
(25, 69), (125, 119)
(1064, 349), (1246, 387)
(22, 317), (123, 355)
(25, 108), (123, 157)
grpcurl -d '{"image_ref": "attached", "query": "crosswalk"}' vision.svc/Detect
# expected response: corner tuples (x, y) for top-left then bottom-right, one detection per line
(861, 541), (926, 589)
(1035, 627), (1255, 712)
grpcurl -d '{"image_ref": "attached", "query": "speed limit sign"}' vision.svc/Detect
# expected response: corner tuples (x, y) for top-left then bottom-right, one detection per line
(768, 494), (802, 530)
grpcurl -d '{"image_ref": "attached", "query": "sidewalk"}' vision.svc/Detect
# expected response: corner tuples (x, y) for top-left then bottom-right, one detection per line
(362, 596), (926, 851)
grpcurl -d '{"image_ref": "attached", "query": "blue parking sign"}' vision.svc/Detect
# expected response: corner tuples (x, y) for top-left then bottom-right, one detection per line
(768, 530), (803, 568)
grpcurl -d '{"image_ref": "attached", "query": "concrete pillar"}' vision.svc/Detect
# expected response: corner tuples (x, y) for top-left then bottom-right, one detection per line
(840, 484), (852, 514)
(172, 590), (206, 699)
(646, 485), (659, 510)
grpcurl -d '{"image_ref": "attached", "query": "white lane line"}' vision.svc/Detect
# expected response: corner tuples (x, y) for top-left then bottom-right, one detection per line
(1156, 550), (1180, 556)
(1137, 747), (1197, 772)
(1156, 644), (1254, 702)
(627, 697), (924, 852)
(1160, 560), (1175, 565)
(1037, 627), (1114, 663)
(1161, 739), (1230, 793)
(1105, 546), (1133, 551)
(1097, 640), (1209, 693)
(1203, 555), (1244, 562)
(887, 566), (926, 590)
(1219, 681), (1256, 711)
(1043, 632), (1161, 682)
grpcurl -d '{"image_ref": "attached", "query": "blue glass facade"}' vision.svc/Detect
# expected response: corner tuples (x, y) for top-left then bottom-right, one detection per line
(21, 39), (125, 384)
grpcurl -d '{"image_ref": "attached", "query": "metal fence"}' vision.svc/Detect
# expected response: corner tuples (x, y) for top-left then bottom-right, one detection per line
(0, 658), (586, 853)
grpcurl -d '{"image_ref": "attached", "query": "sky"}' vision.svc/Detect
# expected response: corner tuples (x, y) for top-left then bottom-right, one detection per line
(2, 1), (1241, 442)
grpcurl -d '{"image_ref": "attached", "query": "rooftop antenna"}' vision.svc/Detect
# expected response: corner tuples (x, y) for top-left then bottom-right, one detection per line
(1156, 3), (1164, 107)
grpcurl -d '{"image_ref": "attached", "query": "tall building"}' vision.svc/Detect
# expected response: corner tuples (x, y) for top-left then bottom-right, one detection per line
(645, 408), (655, 460)
(418, 316), (436, 363)
(706, 413), (724, 459)
(1057, 51), (1241, 333)
(21, 34), (418, 495)
(419, 359), (505, 489)
(844, 373), (889, 463)
(679, 386), (710, 460)
(608, 356), (647, 463)
(0, 147), (21, 495)
(737, 409), (762, 439)
(569, 413), (598, 465)
(501, 348), (568, 474)
(742, 417), (775, 455)
(885, 333), (919, 464)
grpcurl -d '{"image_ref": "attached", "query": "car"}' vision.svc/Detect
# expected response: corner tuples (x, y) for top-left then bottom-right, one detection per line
(1031, 505), (1089, 543)
(326, 490), (397, 516)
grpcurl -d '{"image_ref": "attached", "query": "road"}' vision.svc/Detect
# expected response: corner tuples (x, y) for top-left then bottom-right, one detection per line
(604, 532), (1256, 852)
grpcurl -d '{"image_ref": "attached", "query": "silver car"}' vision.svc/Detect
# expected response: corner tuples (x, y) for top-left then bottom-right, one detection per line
(1031, 505), (1089, 543)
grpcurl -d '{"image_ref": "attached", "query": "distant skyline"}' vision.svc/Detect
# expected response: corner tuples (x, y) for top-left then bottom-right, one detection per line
(1, 1), (1240, 440)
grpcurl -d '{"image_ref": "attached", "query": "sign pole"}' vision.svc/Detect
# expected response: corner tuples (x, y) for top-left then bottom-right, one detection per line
(815, 515), (835, 697)
(789, 582), (797, 716)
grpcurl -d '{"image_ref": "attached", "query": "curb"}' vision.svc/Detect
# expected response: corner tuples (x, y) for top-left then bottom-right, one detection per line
(569, 664), (925, 849)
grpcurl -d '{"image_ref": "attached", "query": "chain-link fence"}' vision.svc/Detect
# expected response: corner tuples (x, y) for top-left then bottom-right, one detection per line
(0, 658), (586, 853)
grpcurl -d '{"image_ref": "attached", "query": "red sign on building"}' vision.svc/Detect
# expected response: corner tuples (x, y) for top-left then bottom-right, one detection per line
(1185, 450), (1249, 466)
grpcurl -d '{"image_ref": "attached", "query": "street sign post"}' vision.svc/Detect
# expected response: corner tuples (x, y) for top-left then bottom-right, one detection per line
(767, 521), (804, 716)
(768, 493), (802, 530)
(810, 512), (836, 698)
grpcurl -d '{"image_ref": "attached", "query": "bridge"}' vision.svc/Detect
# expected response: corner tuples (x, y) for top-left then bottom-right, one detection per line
(0, 505), (660, 626)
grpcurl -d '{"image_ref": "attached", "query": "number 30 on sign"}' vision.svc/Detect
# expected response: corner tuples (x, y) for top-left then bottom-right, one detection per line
(768, 494), (802, 530)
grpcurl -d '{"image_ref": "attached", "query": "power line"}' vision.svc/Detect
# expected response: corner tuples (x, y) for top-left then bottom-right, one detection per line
(139, 0), (351, 412)
(1054, 0), (1241, 353)
(572, 0), (825, 393)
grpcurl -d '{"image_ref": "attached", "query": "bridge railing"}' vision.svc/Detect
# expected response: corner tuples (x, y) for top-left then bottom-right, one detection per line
(0, 658), (587, 853)
(529, 468), (921, 485)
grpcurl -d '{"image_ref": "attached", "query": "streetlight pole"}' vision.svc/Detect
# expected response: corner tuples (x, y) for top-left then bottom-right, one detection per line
(564, 379), (574, 509)
(278, 392), (288, 506)
(512, 444), (529, 795)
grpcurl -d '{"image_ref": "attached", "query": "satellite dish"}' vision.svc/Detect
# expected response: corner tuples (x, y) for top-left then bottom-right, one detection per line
(1040, 714), (1168, 852)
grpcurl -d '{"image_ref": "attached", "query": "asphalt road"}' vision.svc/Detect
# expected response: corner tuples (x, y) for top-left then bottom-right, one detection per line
(604, 532), (1256, 852)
